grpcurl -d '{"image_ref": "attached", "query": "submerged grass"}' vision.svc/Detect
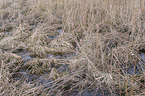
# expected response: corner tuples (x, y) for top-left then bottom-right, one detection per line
(0, 0), (145, 95)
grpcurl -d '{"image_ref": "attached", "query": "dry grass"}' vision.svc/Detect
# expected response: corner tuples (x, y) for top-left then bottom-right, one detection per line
(0, 0), (145, 95)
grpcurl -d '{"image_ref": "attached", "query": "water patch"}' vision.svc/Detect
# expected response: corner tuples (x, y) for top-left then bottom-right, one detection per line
(0, 31), (12, 40)
(18, 51), (32, 62)
(64, 88), (121, 96)
(13, 50), (33, 65)
(35, 74), (51, 86)
(12, 70), (39, 83)
(123, 52), (145, 75)
(122, 63), (143, 75)
(47, 52), (76, 59)
(45, 54), (71, 73)
(57, 64), (70, 73)
(124, 66), (140, 75)
(11, 50), (39, 83)
(139, 52), (145, 60)
(4, 31), (12, 36)
(48, 29), (62, 40)
(56, 29), (63, 36)
(138, 52), (145, 70)
(58, 17), (62, 20)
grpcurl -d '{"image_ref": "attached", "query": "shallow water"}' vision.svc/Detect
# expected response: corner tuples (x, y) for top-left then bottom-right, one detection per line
(18, 51), (32, 62)
(48, 29), (62, 40)
(139, 52), (145, 60)
(47, 52), (77, 59)
(12, 67), (39, 83)
(11, 50), (36, 82)
(9, 44), (144, 95)
(4, 31), (12, 36)
(124, 52), (145, 75)
(2, 25), (141, 96)
(10, 28), (75, 84)
(64, 88), (121, 96)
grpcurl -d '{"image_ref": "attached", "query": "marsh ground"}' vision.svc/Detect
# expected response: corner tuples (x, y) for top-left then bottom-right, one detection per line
(0, 0), (145, 95)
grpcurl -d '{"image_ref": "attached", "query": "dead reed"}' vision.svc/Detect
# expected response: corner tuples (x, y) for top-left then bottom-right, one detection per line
(0, 0), (145, 95)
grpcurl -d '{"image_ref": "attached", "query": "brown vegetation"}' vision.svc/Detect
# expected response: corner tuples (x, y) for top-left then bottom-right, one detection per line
(0, 0), (145, 95)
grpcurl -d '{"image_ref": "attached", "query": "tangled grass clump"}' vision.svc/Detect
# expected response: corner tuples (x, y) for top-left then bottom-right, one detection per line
(0, 0), (145, 95)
